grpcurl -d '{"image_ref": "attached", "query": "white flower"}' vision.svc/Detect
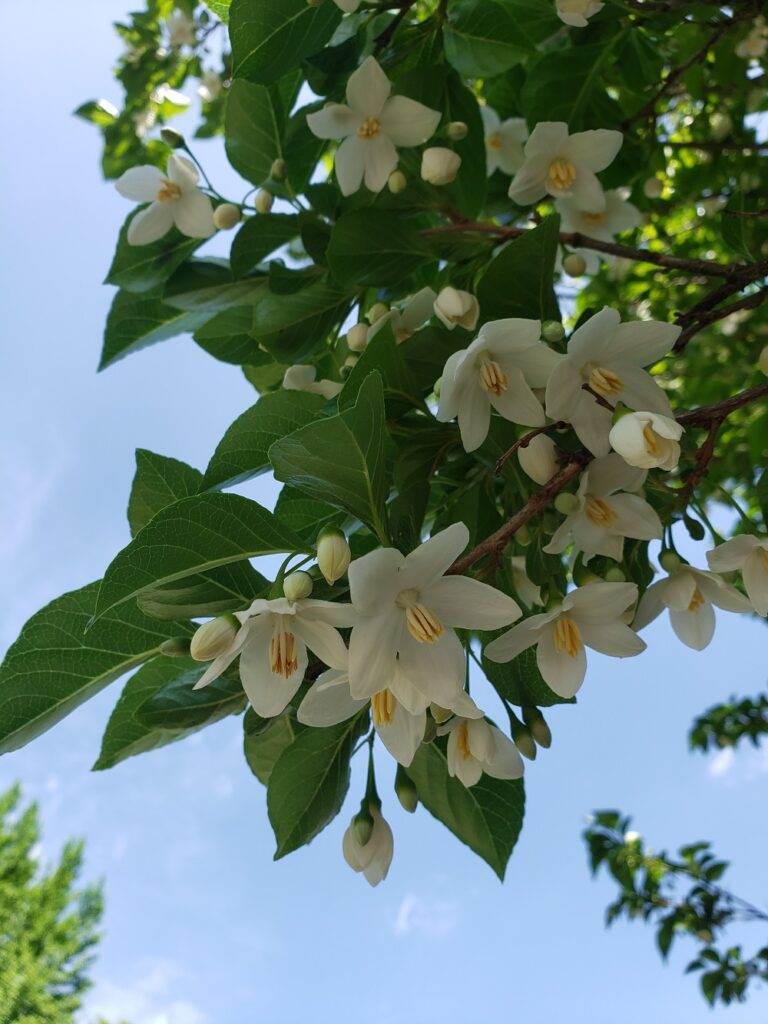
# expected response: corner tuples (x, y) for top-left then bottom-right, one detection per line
(166, 9), (195, 47)
(282, 364), (342, 400)
(634, 565), (752, 650)
(198, 70), (223, 103)
(132, 109), (157, 138)
(190, 615), (238, 662)
(115, 154), (215, 245)
(437, 319), (562, 452)
(510, 556), (543, 608)
(545, 307), (680, 457)
(517, 433), (558, 485)
(433, 287), (479, 331)
(556, 190), (641, 274)
(609, 411), (682, 470)
(736, 17), (768, 59)
(334, 0), (361, 10)
(440, 716), (524, 788)
(544, 454), (661, 563)
(368, 287), (436, 344)
(348, 522), (521, 705)
(481, 105), (528, 176)
(556, 0), (604, 28)
(317, 528), (351, 585)
(193, 596), (354, 717)
(306, 56), (441, 196)
(421, 147), (462, 185)
(485, 583), (644, 698)
(150, 83), (190, 108)
(508, 121), (623, 210)
(707, 536), (768, 617)
(342, 806), (393, 886)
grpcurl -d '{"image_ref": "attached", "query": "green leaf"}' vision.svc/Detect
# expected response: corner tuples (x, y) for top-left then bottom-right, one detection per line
(136, 560), (268, 619)
(202, 0), (231, 20)
(95, 494), (306, 620)
(252, 278), (353, 362)
(230, 0), (341, 84)
(135, 669), (246, 730)
(100, 289), (212, 370)
(522, 43), (625, 131)
(127, 449), (203, 537)
(405, 738), (525, 879)
(163, 259), (265, 312)
(244, 712), (297, 785)
(225, 79), (283, 187)
(273, 487), (345, 544)
(443, 0), (532, 78)
(193, 306), (265, 365)
(327, 210), (434, 289)
(476, 216), (560, 321)
(266, 710), (368, 858)
(338, 321), (416, 410)
(0, 582), (192, 755)
(106, 214), (202, 294)
(269, 372), (389, 539)
(230, 214), (300, 276)
(203, 390), (327, 490)
(482, 644), (575, 707)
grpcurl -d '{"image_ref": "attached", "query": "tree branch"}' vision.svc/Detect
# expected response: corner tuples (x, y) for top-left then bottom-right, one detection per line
(674, 286), (768, 352)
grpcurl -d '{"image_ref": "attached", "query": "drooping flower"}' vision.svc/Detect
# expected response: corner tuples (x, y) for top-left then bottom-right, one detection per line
(485, 583), (645, 698)
(421, 147), (462, 185)
(634, 565), (752, 650)
(198, 70), (223, 103)
(555, 190), (641, 274)
(517, 433), (558, 485)
(508, 122), (623, 210)
(556, 0), (604, 28)
(545, 307), (680, 457)
(166, 9), (195, 47)
(481, 105), (528, 176)
(306, 56), (441, 196)
(609, 411), (682, 470)
(544, 454), (662, 563)
(282, 364), (342, 400)
(115, 154), (215, 245)
(433, 287), (480, 332)
(347, 522), (521, 705)
(368, 287), (436, 345)
(707, 535), (768, 617)
(342, 805), (393, 886)
(436, 319), (562, 452)
(440, 715), (525, 788)
(193, 596), (354, 717)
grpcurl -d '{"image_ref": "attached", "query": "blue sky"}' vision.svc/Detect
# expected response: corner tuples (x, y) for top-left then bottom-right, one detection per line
(1, 4), (767, 1022)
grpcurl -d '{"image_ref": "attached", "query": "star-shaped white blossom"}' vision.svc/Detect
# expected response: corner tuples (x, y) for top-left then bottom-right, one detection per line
(115, 154), (214, 245)
(481, 105), (528, 176)
(556, 189), (641, 274)
(707, 535), (768, 617)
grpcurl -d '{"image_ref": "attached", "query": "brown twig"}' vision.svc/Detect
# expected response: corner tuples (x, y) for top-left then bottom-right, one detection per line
(676, 381), (768, 427)
(495, 422), (568, 475)
(676, 418), (723, 508)
(674, 286), (768, 352)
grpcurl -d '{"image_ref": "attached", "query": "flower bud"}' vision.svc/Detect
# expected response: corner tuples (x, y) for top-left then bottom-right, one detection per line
(367, 301), (389, 324)
(643, 176), (663, 199)
(518, 433), (558, 486)
(343, 806), (393, 886)
(508, 717), (537, 761)
(446, 120), (468, 141)
(270, 157), (287, 180)
(522, 707), (552, 749)
(542, 320), (565, 343)
(659, 550), (682, 573)
(317, 527), (351, 585)
(758, 344), (768, 376)
(554, 491), (580, 515)
(344, 354), (358, 369)
(562, 252), (587, 277)
(283, 570), (313, 602)
(387, 170), (407, 194)
(352, 805), (374, 846)
(433, 286), (479, 331)
(159, 636), (192, 657)
(604, 567), (626, 583)
(213, 203), (241, 231)
(430, 703), (453, 725)
(609, 411), (683, 471)
(395, 765), (418, 813)
(160, 127), (185, 149)
(255, 188), (274, 214)
(420, 147), (462, 186)
(346, 322), (369, 353)
(190, 614), (238, 661)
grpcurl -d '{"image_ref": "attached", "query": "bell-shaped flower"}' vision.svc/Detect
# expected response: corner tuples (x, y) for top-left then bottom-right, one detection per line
(193, 596), (355, 717)
(342, 805), (393, 886)
(545, 454), (662, 563)
(510, 556), (543, 608)
(609, 411), (682, 470)
(348, 522), (521, 704)
(167, 9), (195, 47)
(556, 189), (641, 274)
(508, 121), (623, 210)
(282, 364), (342, 400)
(634, 565), (752, 650)
(368, 287), (436, 345)
(437, 319), (562, 452)
(421, 147), (461, 185)
(545, 307), (680, 457)
(306, 56), (441, 196)
(433, 287), (479, 331)
(440, 715), (525, 788)
(556, 0), (604, 28)
(115, 154), (215, 245)
(481, 105), (528, 176)
(485, 582), (644, 698)
(707, 535), (768, 617)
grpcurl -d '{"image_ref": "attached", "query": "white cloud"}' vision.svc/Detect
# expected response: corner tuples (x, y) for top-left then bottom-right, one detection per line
(80, 960), (207, 1024)
(393, 894), (460, 938)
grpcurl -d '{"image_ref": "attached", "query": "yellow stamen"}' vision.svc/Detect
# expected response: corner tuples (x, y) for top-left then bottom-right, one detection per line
(547, 158), (577, 192)
(688, 588), (705, 612)
(588, 366), (624, 397)
(642, 422), (660, 455)
(583, 211), (607, 225)
(553, 616), (583, 657)
(371, 689), (396, 727)
(457, 722), (472, 760)
(586, 496), (618, 527)
(269, 625), (298, 678)
(156, 178), (181, 202)
(396, 589), (444, 643)
(357, 117), (381, 139)
(479, 358), (509, 397)
(487, 132), (503, 151)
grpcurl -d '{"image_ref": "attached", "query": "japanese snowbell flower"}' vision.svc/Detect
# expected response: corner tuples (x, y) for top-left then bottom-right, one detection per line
(609, 411), (683, 470)
(485, 582), (644, 698)
(707, 536), (768, 617)
(167, 9), (195, 47)
(193, 596), (354, 717)
(368, 287), (436, 344)
(545, 307), (680, 457)
(508, 122), (623, 210)
(544, 453), (662, 563)
(115, 154), (215, 245)
(433, 287), (479, 331)
(436, 318), (562, 452)
(634, 565), (751, 650)
(556, 0), (604, 28)
(440, 715), (524, 788)
(343, 806), (393, 886)
(556, 190), (641, 274)
(306, 56), (441, 196)
(481, 105), (528, 176)
(282, 364), (342, 400)
(348, 522), (521, 705)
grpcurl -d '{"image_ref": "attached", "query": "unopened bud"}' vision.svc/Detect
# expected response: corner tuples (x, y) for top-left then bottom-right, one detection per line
(213, 203), (241, 230)
(430, 703), (453, 725)
(283, 570), (313, 602)
(604, 566), (626, 583)
(643, 176), (663, 199)
(160, 127), (185, 148)
(446, 120), (468, 141)
(395, 765), (418, 813)
(508, 717), (537, 761)
(346, 322), (369, 353)
(518, 433), (558, 486)
(554, 491), (580, 516)
(758, 344), (768, 376)
(353, 805), (374, 846)
(190, 614), (238, 661)
(159, 636), (192, 657)
(542, 320), (565, 343)
(317, 527), (351, 585)
(515, 525), (531, 546)
(562, 252), (587, 277)
(522, 706), (552, 749)
(270, 158), (287, 180)
(421, 146), (462, 185)
(659, 550), (682, 573)
(367, 302), (389, 324)
(433, 286), (479, 331)
(388, 170), (407, 194)
(344, 354), (359, 369)
(255, 188), (274, 214)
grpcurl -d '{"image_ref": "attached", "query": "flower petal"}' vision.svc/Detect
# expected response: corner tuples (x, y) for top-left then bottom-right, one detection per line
(536, 622), (587, 697)
(346, 55), (391, 118)
(483, 614), (548, 662)
(306, 103), (358, 139)
(293, 618), (349, 670)
(379, 95), (441, 147)
(613, 364), (673, 417)
(348, 612), (401, 698)
(544, 357), (583, 420)
(608, 492), (663, 541)
(508, 154), (549, 205)
(348, 546), (404, 614)
(457, 382), (492, 452)
(585, 452), (646, 496)
(116, 165), (166, 201)
(569, 392), (614, 457)
(485, 727), (525, 779)
(489, 365), (546, 427)
(578, 618), (646, 657)
(524, 121), (569, 158)
(569, 581), (639, 621)
(376, 704), (426, 766)
(436, 348), (468, 422)
(400, 522), (470, 588)
(174, 188), (215, 239)
(127, 202), (175, 245)
(743, 548), (768, 616)
(334, 135), (367, 196)
(425, 576), (522, 630)
(669, 604), (715, 650)
(706, 535), (761, 572)
(447, 731), (484, 787)
(564, 129), (623, 172)
(397, 629), (466, 705)
(239, 620), (306, 717)
(568, 166), (605, 211)
(567, 306), (621, 364)
(633, 581), (666, 631)
(298, 670), (366, 726)
(364, 133), (398, 192)
(167, 153), (200, 190)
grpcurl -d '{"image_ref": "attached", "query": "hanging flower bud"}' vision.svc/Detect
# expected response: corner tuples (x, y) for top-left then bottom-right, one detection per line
(346, 322), (369, 353)
(609, 411), (683, 470)
(190, 615), (239, 661)
(159, 637), (192, 657)
(542, 320), (565, 343)
(344, 354), (359, 369)
(421, 147), (462, 185)
(522, 707), (552, 749)
(604, 567), (626, 583)
(433, 287), (480, 331)
(160, 127), (185, 149)
(283, 571), (313, 602)
(518, 433), (558, 485)
(213, 203), (241, 230)
(659, 549), (682, 573)
(554, 491), (580, 515)
(343, 806), (393, 886)
(317, 527), (351, 585)
(255, 188), (274, 214)
(446, 120), (468, 141)
(352, 804), (374, 846)
(367, 302), (389, 324)
(562, 252), (587, 276)
(758, 344), (768, 376)
(395, 766), (418, 813)
(508, 716), (537, 760)
(270, 158), (287, 180)
(388, 170), (407, 194)
(643, 176), (663, 199)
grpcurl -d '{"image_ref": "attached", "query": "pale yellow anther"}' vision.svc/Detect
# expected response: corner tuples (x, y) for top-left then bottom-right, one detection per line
(547, 158), (577, 192)
(479, 358), (509, 397)
(156, 178), (181, 202)
(357, 117), (381, 139)
(553, 616), (583, 658)
(456, 721), (472, 760)
(396, 589), (444, 643)
(269, 627), (298, 678)
(583, 211), (607, 225)
(372, 690), (395, 727)
(487, 132), (503, 152)
(642, 422), (660, 455)
(588, 366), (624, 398)
(586, 496), (618, 527)
(688, 588), (705, 612)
